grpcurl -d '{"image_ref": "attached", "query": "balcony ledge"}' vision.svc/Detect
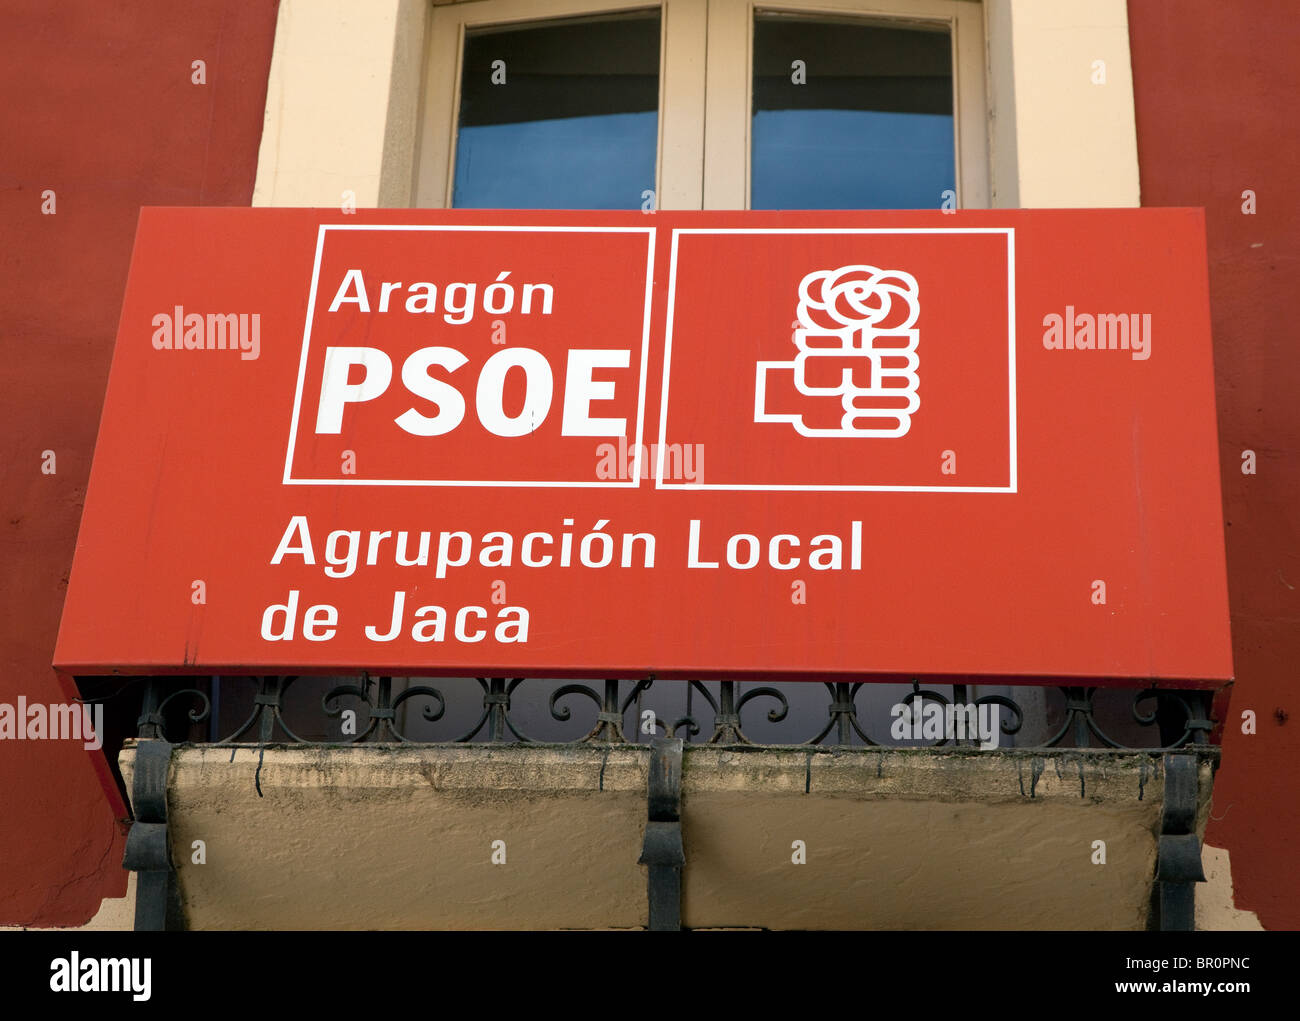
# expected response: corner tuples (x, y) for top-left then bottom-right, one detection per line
(120, 742), (1214, 930)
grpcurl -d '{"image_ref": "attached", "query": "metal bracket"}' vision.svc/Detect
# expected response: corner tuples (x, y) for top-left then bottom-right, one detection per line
(1156, 752), (1206, 931)
(637, 737), (684, 930)
(122, 739), (177, 931)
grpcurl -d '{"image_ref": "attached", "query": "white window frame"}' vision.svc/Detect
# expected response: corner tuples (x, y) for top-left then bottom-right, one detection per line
(414, 0), (985, 210)
(704, 0), (989, 209)
(416, 0), (707, 210)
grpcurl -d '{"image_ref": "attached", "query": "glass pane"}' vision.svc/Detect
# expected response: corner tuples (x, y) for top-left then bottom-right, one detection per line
(751, 13), (955, 210)
(453, 11), (660, 209)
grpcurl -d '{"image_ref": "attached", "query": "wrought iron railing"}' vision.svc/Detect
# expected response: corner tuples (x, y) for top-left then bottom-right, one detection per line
(87, 675), (1218, 751)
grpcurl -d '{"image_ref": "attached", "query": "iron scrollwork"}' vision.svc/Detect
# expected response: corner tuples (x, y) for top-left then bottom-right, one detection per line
(104, 675), (1217, 752)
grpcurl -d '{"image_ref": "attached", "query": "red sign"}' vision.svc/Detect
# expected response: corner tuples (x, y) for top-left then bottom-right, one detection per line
(54, 208), (1233, 686)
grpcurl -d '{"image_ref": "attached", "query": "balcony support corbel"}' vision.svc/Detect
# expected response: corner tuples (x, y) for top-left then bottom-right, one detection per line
(638, 737), (684, 931)
(1156, 752), (1206, 931)
(122, 738), (176, 931)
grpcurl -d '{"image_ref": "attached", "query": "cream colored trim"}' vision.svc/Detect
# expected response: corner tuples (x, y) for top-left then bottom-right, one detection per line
(380, 0), (432, 206)
(985, 0), (1140, 207)
(982, 0), (1017, 206)
(253, 0), (426, 208)
(415, 3), (462, 207)
(659, 1), (709, 208)
(704, 0), (989, 210)
(949, 0), (990, 207)
(701, 0), (748, 208)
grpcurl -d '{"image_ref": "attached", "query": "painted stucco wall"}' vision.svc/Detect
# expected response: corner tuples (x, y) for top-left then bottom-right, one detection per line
(0, 0), (280, 926)
(1126, 0), (1300, 930)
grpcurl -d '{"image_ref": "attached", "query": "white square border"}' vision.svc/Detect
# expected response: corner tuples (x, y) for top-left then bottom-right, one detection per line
(656, 227), (1018, 493)
(282, 224), (657, 488)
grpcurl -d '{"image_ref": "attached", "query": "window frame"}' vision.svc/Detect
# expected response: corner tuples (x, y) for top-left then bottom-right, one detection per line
(415, 0), (708, 209)
(706, 0), (989, 209)
(415, 0), (987, 211)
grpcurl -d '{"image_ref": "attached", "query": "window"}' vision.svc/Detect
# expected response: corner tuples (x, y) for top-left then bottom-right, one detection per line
(749, 12), (955, 209)
(451, 11), (662, 208)
(416, 0), (989, 210)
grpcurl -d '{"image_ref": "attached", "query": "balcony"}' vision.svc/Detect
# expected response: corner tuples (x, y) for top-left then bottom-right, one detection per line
(100, 675), (1224, 930)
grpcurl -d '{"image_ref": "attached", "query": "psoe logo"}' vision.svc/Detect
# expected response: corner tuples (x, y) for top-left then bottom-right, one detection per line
(755, 264), (920, 438)
(50, 953), (151, 1001)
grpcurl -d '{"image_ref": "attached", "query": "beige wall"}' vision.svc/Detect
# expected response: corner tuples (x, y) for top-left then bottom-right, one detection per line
(985, 0), (1140, 207)
(253, 0), (427, 208)
(1197, 844), (1265, 931)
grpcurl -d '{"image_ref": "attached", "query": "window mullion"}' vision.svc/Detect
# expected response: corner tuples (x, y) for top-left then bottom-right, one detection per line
(702, 0), (752, 209)
(658, 0), (709, 210)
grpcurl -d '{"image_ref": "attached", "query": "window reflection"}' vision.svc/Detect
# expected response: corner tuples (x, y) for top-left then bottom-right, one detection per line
(752, 14), (955, 210)
(454, 12), (661, 210)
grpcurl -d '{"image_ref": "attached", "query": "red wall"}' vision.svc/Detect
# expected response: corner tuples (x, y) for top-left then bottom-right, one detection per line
(1128, 0), (1300, 929)
(0, 1), (278, 926)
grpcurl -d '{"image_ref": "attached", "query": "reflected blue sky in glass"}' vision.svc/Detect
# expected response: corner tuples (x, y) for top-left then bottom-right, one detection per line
(751, 109), (954, 210)
(453, 111), (657, 210)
